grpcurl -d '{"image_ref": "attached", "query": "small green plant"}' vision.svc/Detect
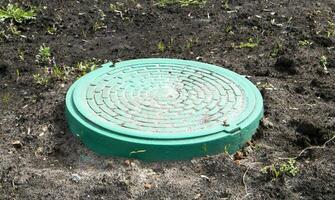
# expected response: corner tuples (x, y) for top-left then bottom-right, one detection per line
(156, 0), (207, 7)
(167, 37), (175, 50)
(158, 41), (166, 52)
(92, 8), (107, 31)
(8, 23), (21, 35)
(222, 0), (230, 10)
(0, 30), (8, 40)
(47, 24), (57, 35)
(97, 8), (106, 20)
(223, 145), (230, 154)
(110, 2), (127, 19)
(81, 29), (87, 38)
(33, 64), (69, 85)
(185, 37), (199, 49)
(257, 82), (275, 90)
(320, 55), (328, 67)
(270, 41), (283, 57)
(261, 164), (280, 178)
(236, 38), (258, 49)
(33, 73), (50, 86)
(15, 69), (20, 82)
(18, 48), (25, 61)
(253, 143), (262, 151)
(92, 21), (106, 32)
(325, 21), (335, 38)
(320, 55), (329, 74)
(52, 65), (68, 80)
(1, 92), (11, 107)
(36, 44), (51, 63)
(298, 39), (313, 47)
(186, 40), (192, 49)
(75, 58), (101, 77)
(0, 4), (36, 23)
(224, 25), (234, 35)
(261, 159), (299, 179)
(110, 2), (125, 12)
(279, 159), (299, 177)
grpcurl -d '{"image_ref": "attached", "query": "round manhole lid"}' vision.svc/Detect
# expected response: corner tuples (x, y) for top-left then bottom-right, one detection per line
(66, 58), (263, 160)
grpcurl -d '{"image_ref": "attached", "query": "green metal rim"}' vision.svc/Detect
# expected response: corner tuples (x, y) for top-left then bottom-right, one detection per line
(65, 58), (263, 160)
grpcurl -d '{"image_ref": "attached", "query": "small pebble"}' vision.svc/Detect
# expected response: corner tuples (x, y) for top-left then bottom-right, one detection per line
(194, 193), (202, 199)
(124, 160), (131, 166)
(144, 183), (152, 189)
(262, 118), (274, 128)
(12, 140), (23, 149)
(70, 174), (81, 183)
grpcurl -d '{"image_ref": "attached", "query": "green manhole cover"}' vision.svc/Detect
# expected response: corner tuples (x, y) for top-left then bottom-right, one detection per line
(65, 58), (263, 161)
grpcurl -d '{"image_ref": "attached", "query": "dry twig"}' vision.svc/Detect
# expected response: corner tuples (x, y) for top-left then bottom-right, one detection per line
(277, 135), (335, 160)
(242, 166), (251, 199)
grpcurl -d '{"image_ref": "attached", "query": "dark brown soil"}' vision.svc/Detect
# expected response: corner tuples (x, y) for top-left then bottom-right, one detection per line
(1, 0), (335, 199)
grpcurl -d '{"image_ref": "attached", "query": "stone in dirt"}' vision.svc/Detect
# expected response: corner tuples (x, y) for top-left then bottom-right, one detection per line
(144, 183), (153, 189)
(12, 140), (23, 148)
(261, 118), (274, 128)
(70, 174), (81, 183)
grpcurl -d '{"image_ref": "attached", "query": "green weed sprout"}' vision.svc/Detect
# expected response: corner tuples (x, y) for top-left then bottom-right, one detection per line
(156, 0), (207, 7)
(36, 44), (51, 63)
(0, 4), (36, 23)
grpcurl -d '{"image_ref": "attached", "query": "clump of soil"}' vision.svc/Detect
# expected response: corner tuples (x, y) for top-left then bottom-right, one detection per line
(293, 119), (333, 147)
(274, 56), (297, 74)
(328, 57), (335, 68)
(312, 35), (334, 47)
(0, 63), (8, 77)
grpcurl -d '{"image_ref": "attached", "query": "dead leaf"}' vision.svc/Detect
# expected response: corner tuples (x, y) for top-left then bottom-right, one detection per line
(234, 151), (244, 160)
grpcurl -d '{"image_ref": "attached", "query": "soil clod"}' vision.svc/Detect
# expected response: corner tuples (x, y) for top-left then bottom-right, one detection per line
(274, 56), (297, 74)
(327, 57), (335, 68)
(312, 35), (334, 47)
(295, 120), (333, 147)
(0, 63), (8, 77)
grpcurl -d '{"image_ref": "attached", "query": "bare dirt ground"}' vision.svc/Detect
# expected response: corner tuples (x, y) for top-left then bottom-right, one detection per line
(0, 0), (335, 199)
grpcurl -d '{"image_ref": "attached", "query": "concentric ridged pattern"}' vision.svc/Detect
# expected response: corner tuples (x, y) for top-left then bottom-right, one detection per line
(80, 64), (246, 133)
